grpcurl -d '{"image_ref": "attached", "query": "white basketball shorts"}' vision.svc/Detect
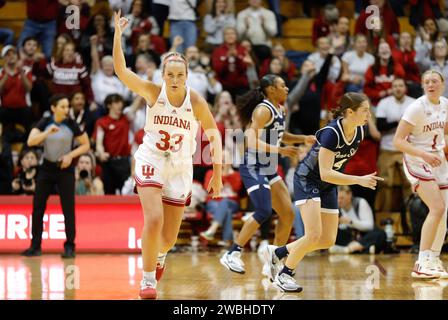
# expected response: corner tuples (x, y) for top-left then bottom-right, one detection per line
(403, 150), (448, 192)
(133, 141), (193, 207)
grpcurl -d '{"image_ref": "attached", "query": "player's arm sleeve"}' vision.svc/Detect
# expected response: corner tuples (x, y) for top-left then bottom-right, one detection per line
(316, 127), (339, 152)
(401, 102), (422, 126)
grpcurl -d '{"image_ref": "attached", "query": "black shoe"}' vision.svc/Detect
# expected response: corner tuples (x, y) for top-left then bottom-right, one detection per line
(21, 246), (42, 257)
(61, 246), (76, 259)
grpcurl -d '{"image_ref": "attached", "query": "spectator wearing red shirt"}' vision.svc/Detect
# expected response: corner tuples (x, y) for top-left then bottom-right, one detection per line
(94, 94), (131, 194)
(365, 15), (396, 54)
(259, 43), (296, 84)
(123, 0), (164, 54)
(0, 45), (33, 140)
(363, 41), (405, 106)
(392, 32), (422, 98)
(46, 42), (96, 111)
(17, 0), (59, 59)
(311, 4), (339, 46)
(355, 0), (400, 40)
(212, 26), (250, 100)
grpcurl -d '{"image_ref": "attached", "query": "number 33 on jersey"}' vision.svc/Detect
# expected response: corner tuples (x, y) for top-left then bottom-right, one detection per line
(143, 83), (199, 158)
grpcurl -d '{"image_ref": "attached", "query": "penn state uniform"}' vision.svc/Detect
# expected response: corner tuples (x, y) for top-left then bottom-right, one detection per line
(134, 82), (199, 206)
(402, 95), (448, 191)
(294, 117), (365, 214)
(239, 99), (285, 224)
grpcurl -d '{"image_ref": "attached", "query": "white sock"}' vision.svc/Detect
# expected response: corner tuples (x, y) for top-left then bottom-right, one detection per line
(259, 240), (269, 247)
(418, 250), (432, 262)
(157, 253), (167, 266)
(430, 250), (441, 261)
(142, 271), (156, 286)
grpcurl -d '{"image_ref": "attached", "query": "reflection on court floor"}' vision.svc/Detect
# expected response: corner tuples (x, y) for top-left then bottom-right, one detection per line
(0, 252), (446, 300)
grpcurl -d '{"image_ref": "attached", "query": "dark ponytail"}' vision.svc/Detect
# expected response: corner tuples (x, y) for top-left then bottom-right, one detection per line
(236, 74), (278, 127)
(331, 92), (369, 120)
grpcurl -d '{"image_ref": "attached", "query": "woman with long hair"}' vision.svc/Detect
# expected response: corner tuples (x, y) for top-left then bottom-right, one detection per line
(263, 92), (383, 292)
(113, 10), (223, 299)
(363, 41), (405, 107)
(220, 74), (315, 274)
(394, 70), (448, 279)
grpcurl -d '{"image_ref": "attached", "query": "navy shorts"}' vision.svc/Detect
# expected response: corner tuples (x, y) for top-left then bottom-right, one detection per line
(239, 163), (282, 194)
(293, 174), (339, 214)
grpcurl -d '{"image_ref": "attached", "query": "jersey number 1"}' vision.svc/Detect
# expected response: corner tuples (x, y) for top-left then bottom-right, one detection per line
(156, 130), (184, 152)
(432, 134), (438, 150)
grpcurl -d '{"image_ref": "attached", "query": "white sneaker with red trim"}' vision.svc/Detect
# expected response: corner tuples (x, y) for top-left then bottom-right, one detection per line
(412, 260), (441, 279)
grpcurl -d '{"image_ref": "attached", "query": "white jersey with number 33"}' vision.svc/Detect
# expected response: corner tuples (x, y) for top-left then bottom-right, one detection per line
(143, 82), (199, 158)
(402, 95), (448, 152)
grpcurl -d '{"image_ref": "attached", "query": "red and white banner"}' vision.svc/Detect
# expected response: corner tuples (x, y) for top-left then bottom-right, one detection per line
(0, 196), (145, 253)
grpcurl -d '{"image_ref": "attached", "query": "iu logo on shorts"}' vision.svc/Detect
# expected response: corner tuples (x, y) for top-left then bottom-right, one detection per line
(142, 165), (155, 179)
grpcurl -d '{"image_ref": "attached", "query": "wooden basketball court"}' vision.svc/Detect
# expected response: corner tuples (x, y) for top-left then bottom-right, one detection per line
(0, 251), (447, 300)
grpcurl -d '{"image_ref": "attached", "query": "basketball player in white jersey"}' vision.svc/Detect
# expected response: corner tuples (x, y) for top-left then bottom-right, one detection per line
(113, 10), (223, 299)
(394, 70), (448, 279)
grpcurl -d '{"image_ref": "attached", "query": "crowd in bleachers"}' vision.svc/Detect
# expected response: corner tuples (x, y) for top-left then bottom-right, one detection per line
(1, 0), (448, 248)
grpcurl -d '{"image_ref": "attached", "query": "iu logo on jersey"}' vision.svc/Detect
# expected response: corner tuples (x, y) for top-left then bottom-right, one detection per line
(142, 165), (155, 179)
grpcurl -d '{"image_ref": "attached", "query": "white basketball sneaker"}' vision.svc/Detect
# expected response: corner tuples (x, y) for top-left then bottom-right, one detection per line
(220, 251), (245, 274)
(412, 260), (441, 279)
(273, 272), (303, 293)
(431, 259), (448, 279)
(262, 245), (283, 282)
(139, 279), (157, 299)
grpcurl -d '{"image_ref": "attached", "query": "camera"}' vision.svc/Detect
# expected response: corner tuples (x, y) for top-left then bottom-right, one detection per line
(79, 169), (90, 179)
(20, 166), (37, 187)
(380, 218), (394, 242)
(22, 177), (33, 187)
(380, 218), (400, 254)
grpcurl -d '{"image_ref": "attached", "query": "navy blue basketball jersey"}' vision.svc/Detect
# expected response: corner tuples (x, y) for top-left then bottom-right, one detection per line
(297, 117), (365, 185)
(245, 99), (286, 167)
(257, 99), (286, 147)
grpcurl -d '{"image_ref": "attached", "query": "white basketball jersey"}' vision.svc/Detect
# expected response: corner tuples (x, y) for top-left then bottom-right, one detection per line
(402, 95), (448, 152)
(143, 82), (199, 158)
